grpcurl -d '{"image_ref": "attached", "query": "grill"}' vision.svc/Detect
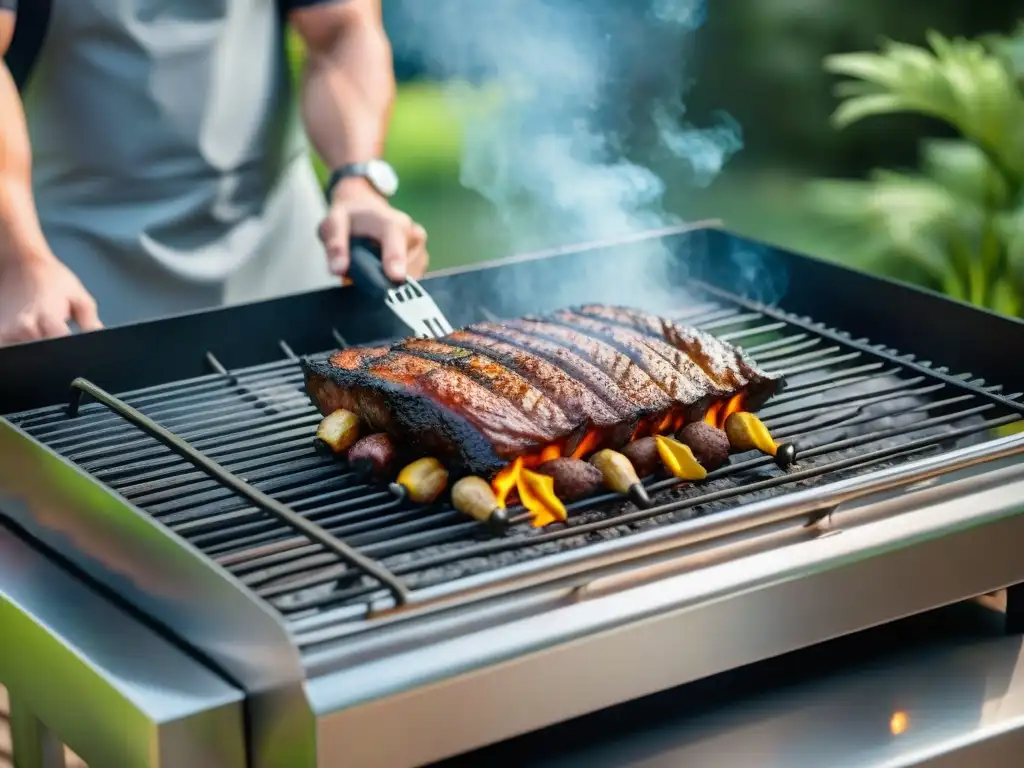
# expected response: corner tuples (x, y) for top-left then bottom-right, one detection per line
(2, 225), (1024, 768)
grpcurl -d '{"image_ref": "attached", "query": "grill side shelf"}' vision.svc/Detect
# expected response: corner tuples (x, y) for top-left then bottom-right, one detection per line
(68, 377), (412, 606)
(0, 414), (309, 696)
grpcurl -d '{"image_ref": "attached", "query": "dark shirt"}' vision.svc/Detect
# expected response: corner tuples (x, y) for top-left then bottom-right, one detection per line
(2, 0), (342, 91)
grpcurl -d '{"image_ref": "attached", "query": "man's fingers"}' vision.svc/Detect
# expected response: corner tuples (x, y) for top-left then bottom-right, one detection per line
(407, 247), (429, 280)
(39, 311), (73, 339)
(70, 293), (103, 331)
(380, 223), (409, 282)
(0, 314), (42, 345)
(406, 224), (429, 279)
(320, 213), (351, 277)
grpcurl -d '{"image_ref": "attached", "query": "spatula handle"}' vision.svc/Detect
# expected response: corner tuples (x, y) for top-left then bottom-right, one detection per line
(347, 237), (402, 301)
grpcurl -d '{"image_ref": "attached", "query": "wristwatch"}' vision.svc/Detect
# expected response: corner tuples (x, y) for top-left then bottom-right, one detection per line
(325, 159), (400, 200)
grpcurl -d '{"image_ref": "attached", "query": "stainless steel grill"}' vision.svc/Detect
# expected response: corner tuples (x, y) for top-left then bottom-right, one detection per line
(2, 227), (1023, 768)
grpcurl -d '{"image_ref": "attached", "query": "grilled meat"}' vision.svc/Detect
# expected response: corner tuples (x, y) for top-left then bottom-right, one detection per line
(303, 304), (784, 478)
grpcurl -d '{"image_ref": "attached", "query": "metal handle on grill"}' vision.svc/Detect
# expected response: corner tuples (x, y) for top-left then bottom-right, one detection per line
(348, 237), (403, 300)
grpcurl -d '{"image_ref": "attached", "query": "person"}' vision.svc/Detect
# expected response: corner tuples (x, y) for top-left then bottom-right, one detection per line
(0, 0), (428, 345)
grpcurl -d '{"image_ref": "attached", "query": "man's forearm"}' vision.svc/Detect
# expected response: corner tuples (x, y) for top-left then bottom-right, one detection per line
(297, 8), (395, 175)
(0, 60), (50, 265)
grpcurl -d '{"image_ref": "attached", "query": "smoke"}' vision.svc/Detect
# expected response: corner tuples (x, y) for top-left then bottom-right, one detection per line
(391, 0), (746, 311)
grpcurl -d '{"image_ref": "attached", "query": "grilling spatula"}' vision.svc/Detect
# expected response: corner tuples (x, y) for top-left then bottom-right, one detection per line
(347, 237), (454, 338)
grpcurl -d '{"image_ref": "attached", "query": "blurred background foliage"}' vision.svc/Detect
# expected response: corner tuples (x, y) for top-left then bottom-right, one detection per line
(292, 3), (1023, 316)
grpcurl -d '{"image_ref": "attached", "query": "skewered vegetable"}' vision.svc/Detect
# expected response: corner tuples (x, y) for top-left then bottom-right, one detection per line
(654, 435), (707, 481)
(536, 457), (603, 500)
(620, 436), (662, 477)
(724, 412), (797, 469)
(589, 449), (651, 508)
(315, 409), (359, 454)
(676, 422), (730, 470)
(347, 433), (397, 479)
(452, 476), (509, 531)
(391, 457), (449, 504)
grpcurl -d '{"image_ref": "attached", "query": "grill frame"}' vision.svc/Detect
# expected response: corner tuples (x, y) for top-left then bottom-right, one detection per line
(7, 279), (1021, 636)
(2, 225), (1024, 768)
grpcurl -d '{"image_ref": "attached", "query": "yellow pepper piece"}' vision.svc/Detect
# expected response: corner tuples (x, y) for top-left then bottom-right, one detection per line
(654, 435), (708, 481)
(724, 412), (778, 456)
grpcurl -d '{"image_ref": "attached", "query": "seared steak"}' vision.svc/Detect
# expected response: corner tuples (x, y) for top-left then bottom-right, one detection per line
(302, 305), (784, 478)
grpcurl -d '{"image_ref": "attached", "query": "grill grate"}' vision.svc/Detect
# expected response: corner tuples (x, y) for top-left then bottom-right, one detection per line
(7, 286), (1023, 640)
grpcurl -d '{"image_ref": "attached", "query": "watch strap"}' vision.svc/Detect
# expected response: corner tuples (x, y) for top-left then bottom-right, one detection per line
(324, 163), (372, 202)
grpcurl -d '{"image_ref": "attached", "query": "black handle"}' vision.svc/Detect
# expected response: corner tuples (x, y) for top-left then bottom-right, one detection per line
(347, 237), (402, 301)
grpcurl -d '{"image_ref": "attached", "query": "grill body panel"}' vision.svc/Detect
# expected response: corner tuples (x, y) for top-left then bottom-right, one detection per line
(1, 226), (1023, 768)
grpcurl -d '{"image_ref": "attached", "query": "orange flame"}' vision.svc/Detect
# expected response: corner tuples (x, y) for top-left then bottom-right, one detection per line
(490, 456), (567, 528)
(703, 402), (722, 427)
(570, 429), (603, 460)
(653, 411), (674, 434)
(721, 393), (746, 427)
(540, 443), (561, 462)
(517, 468), (567, 527)
(492, 457), (522, 507)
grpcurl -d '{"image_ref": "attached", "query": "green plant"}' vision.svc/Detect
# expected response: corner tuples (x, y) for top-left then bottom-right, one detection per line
(806, 26), (1024, 316)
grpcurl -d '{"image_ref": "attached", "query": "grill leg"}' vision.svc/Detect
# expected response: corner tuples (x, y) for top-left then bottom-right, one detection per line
(1007, 583), (1024, 635)
(8, 697), (66, 768)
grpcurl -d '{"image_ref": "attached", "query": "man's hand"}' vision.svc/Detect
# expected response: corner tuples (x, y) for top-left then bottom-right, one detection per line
(0, 254), (102, 345)
(318, 180), (429, 282)
(290, 0), (425, 283)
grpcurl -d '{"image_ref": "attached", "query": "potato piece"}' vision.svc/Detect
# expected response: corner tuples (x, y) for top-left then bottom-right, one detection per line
(620, 437), (661, 477)
(392, 457), (449, 504)
(315, 409), (359, 454)
(536, 457), (603, 501)
(452, 476), (509, 530)
(347, 433), (397, 479)
(676, 422), (729, 470)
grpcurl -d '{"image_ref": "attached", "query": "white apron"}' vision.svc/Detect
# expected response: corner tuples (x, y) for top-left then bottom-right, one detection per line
(22, 0), (336, 327)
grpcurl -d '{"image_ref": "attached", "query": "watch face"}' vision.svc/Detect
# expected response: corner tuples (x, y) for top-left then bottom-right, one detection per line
(367, 160), (399, 197)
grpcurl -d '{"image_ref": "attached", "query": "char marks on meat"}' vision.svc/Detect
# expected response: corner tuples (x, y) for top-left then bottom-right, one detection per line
(303, 304), (785, 478)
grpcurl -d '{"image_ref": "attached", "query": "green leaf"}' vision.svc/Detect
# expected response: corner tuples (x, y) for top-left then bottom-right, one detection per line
(920, 138), (1008, 207)
(824, 51), (903, 87)
(830, 93), (908, 128)
(990, 277), (1022, 317)
(823, 31), (1024, 187)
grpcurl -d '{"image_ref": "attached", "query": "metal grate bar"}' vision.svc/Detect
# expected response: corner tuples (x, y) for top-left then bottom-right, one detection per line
(66, 378), (411, 605)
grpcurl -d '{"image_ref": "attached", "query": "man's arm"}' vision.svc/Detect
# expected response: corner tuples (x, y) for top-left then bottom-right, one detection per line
(0, 6), (51, 268)
(290, 0), (393, 174)
(0, 6), (102, 343)
(289, 0), (428, 282)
